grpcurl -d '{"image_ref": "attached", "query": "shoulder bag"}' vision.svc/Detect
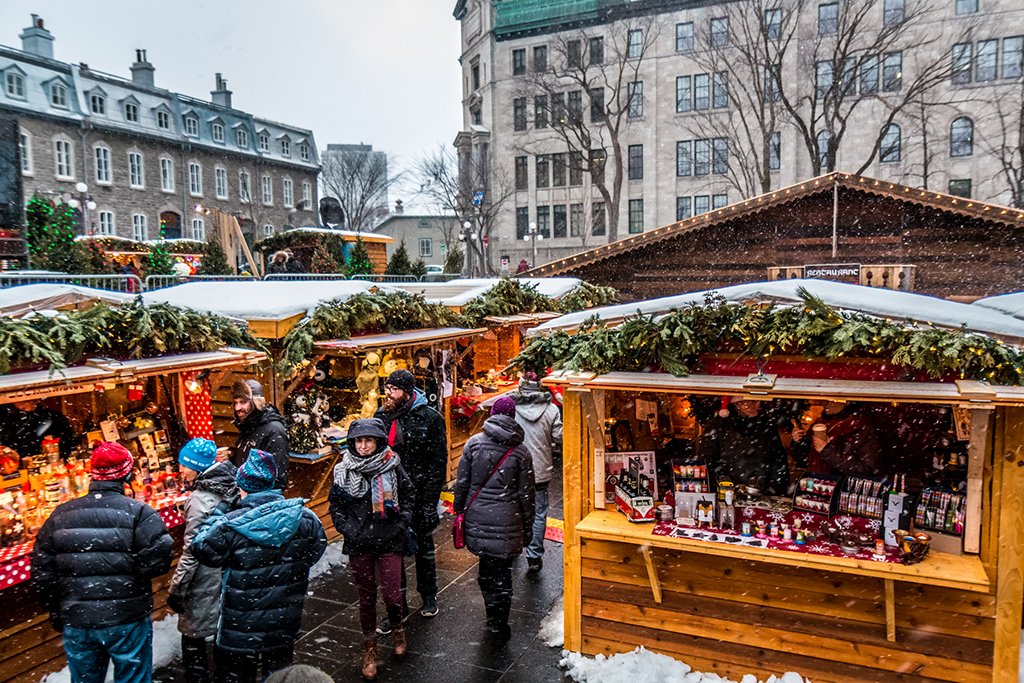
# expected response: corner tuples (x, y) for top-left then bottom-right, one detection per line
(452, 446), (515, 550)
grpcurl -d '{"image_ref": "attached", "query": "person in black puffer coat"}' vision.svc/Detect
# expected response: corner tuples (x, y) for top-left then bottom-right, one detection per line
(191, 449), (326, 683)
(454, 397), (535, 641)
(329, 418), (416, 680)
(231, 379), (290, 489)
(31, 442), (173, 683)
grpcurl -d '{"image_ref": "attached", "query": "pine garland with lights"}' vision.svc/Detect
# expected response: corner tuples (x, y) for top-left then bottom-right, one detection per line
(24, 196), (87, 273)
(460, 278), (557, 327)
(556, 282), (619, 313)
(345, 236), (374, 276)
(309, 241), (341, 274)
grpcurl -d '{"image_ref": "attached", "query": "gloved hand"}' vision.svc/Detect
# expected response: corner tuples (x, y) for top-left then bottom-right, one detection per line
(166, 593), (185, 614)
(49, 614), (63, 633)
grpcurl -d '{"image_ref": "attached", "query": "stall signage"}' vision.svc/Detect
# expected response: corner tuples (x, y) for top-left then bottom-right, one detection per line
(804, 263), (861, 283)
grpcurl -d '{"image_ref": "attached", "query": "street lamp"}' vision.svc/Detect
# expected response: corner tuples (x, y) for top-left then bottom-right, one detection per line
(522, 221), (543, 268)
(459, 220), (479, 275)
(67, 181), (97, 234)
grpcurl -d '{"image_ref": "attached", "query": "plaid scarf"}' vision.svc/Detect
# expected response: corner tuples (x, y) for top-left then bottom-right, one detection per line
(335, 445), (401, 518)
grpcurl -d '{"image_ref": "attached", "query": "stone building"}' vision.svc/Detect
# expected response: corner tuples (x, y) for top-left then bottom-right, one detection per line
(1, 15), (319, 243)
(373, 204), (459, 269)
(453, 0), (1024, 269)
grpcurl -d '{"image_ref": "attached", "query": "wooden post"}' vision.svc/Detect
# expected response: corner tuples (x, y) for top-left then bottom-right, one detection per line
(883, 579), (896, 643)
(562, 390), (584, 652)
(640, 545), (663, 604)
(963, 408), (992, 554)
(993, 406), (1024, 681)
(580, 389), (607, 509)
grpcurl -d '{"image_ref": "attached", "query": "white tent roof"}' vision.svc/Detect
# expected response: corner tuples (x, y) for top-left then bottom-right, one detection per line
(972, 292), (1024, 320)
(142, 280), (393, 321)
(0, 284), (133, 317)
(532, 279), (1024, 343)
(391, 278), (583, 307)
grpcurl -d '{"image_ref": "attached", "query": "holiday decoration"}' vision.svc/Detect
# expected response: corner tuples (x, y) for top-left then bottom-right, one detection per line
(345, 236), (374, 276)
(384, 240), (416, 275)
(181, 370), (213, 439)
(309, 241), (342, 274)
(285, 387), (330, 454)
(144, 221), (176, 277)
(127, 383), (144, 402)
(24, 196), (87, 274)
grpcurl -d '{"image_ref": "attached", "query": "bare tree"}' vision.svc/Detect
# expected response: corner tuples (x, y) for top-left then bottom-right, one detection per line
(319, 147), (403, 231)
(979, 79), (1024, 207)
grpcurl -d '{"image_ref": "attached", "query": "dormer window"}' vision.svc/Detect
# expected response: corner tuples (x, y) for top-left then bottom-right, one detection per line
(124, 101), (139, 123)
(88, 90), (106, 115)
(50, 81), (68, 109)
(299, 144), (310, 162)
(4, 69), (25, 99)
(184, 115), (199, 137)
(236, 128), (248, 148)
(157, 110), (170, 129)
(258, 132), (269, 152)
(280, 138), (291, 157)
(212, 122), (225, 143)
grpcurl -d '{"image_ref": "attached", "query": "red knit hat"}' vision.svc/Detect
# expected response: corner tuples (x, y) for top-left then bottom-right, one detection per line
(90, 442), (135, 481)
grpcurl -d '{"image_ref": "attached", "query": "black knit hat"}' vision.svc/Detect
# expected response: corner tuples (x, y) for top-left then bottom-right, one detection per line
(384, 369), (415, 395)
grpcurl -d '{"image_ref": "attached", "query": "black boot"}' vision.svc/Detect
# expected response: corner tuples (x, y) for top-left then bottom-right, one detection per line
(181, 635), (210, 683)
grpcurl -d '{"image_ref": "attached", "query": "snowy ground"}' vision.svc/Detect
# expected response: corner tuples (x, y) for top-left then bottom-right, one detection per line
(560, 648), (807, 683)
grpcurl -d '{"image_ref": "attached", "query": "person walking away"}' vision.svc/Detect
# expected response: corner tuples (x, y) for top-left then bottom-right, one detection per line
(167, 438), (239, 683)
(191, 449), (326, 682)
(374, 369), (448, 625)
(31, 442), (173, 683)
(454, 397), (535, 641)
(509, 372), (562, 573)
(231, 379), (290, 488)
(329, 418), (416, 680)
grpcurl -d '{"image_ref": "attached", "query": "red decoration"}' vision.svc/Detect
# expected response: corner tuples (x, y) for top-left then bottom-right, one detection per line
(181, 371), (214, 439)
(127, 383), (144, 402)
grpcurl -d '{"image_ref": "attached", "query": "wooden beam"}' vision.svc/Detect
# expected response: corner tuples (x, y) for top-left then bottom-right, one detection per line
(284, 353), (326, 398)
(578, 388), (608, 510)
(640, 545), (663, 604)
(993, 406), (1024, 681)
(562, 390), (584, 652)
(964, 408), (992, 554)
(883, 579), (896, 643)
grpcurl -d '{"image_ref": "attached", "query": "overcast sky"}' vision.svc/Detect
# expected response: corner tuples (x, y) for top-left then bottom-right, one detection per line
(0, 0), (463, 205)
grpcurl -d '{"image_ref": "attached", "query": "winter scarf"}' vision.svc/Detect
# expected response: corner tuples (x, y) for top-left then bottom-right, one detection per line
(382, 389), (428, 449)
(335, 446), (401, 517)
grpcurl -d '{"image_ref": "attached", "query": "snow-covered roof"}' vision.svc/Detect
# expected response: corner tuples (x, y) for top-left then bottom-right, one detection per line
(0, 283), (132, 317)
(142, 280), (393, 321)
(390, 278), (584, 307)
(972, 292), (1024, 320)
(532, 279), (1024, 343)
(278, 227), (393, 243)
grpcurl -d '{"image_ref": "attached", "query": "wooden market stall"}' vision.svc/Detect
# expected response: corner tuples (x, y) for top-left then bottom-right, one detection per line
(0, 347), (266, 682)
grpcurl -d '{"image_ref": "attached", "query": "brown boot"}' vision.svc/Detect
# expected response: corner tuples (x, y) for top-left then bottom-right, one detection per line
(361, 638), (378, 680)
(393, 626), (408, 657)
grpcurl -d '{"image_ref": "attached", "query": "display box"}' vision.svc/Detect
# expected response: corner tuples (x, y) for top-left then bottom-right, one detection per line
(609, 451), (657, 522)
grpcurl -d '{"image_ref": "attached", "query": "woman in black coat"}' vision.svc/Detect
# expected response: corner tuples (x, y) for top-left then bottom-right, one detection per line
(454, 397), (535, 641)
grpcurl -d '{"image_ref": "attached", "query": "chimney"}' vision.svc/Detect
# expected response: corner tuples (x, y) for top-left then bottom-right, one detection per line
(19, 14), (54, 59)
(211, 73), (232, 108)
(394, 199), (404, 215)
(130, 49), (155, 89)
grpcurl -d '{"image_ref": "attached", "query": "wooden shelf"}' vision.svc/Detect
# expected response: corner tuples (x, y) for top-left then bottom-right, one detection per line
(576, 510), (991, 594)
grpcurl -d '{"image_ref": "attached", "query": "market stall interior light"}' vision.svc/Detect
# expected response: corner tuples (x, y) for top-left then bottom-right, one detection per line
(185, 368), (211, 394)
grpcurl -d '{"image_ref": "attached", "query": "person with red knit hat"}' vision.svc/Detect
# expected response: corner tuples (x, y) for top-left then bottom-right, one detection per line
(31, 441), (173, 683)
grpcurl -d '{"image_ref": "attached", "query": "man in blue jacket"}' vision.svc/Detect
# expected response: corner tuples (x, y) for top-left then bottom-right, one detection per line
(192, 449), (327, 682)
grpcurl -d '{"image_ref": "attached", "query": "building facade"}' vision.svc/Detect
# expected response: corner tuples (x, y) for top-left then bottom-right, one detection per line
(373, 209), (459, 268)
(454, 0), (1024, 269)
(1, 15), (319, 243)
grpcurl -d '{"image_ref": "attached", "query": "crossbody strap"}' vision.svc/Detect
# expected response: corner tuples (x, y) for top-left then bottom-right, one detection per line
(464, 447), (515, 514)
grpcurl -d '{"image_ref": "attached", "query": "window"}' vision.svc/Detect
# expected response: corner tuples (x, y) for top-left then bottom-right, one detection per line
(769, 131), (781, 171)
(536, 155), (550, 188)
(283, 178), (294, 207)
(592, 148), (607, 183)
(627, 30), (644, 59)
(536, 206), (550, 238)
(189, 162), (202, 196)
(124, 101), (139, 123)
(98, 211), (115, 236)
(94, 146), (111, 184)
(513, 98), (527, 131)
(841, 57), (857, 98)
(128, 152), (144, 188)
(552, 153), (567, 187)
(628, 144), (643, 180)
(589, 88), (604, 123)
(816, 129), (832, 170)
(567, 40), (582, 69)
(694, 73), (710, 110)
(592, 202), (606, 236)
(261, 175), (273, 205)
(239, 171), (251, 202)
(212, 122), (225, 143)
(50, 81), (68, 108)
(54, 139), (73, 179)
(263, 224), (274, 237)
(5, 70), (24, 98)
(764, 65), (781, 102)
(471, 62), (481, 91)
(569, 151), (583, 186)
(713, 72), (729, 108)
(132, 214), (148, 241)
(191, 218), (205, 241)
(628, 199), (644, 234)
(418, 238), (433, 257)
(280, 139), (291, 156)
(816, 61), (833, 97)
(694, 139), (711, 176)
(952, 43), (972, 84)
(160, 157), (175, 192)
(258, 132), (270, 152)
(515, 207), (530, 240)
(713, 193), (728, 210)
(860, 55), (879, 94)
(300, 145), (310, 162)
(976, 40), (997, 82)
(19, 132), (32, 174)
(589, 37), (604, 65)
(882, 52), (902, 91)
(676, 140), (692, 176)
(948, 178), (972, 198)
(534, 95), (548, 128)
(712, 138), (728, 175)
(184, 116), (199, 137)
(551, 93), (566, 124)
(764, 9), (782, 39)
(568, 90), (583, 123)
(215, 167), (228, 198)
(156, 110), (170, 129)
(695, 195), (711, 215)
(818, 3), (839, 35)
(676, 196), (692, 220)
(302, 182), (312, 210)
(512, 48), (526, 75)
(627, 81), (643, 118)
(950, 116), (974, 157)
(553, 204), (567, 238)
(676, 22), (694, 52)
(236, 128), (248, 148)
(569, 203), (583, 237)
(515, 156), (528, 190)
(884, 0), (904, 25)
(533, 45), (548, 73)
(879, 124), (901, 162)
(676, 76), (692, 113)
(89, 93), (106, 115)
(710, 17), (729, 47)
(955, 0), (977, 15)
(1003, 37), (1023, 79)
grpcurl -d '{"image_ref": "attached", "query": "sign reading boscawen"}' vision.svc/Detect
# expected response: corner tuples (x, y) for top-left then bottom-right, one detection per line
(804, 263), (861, 283)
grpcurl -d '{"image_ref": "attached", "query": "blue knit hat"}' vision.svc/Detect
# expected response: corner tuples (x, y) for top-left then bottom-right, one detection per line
(236, 449), (278, 493)
(178, 438), (218, 472)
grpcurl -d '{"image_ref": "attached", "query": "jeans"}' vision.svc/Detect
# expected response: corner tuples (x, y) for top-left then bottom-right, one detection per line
(477, 555), (514, 628)
(526, 483), (549, 560)
(214, 644), (293, 683)
(350, 552), (405, 638)
(63, 617), (152, 683)
(399, 517), (438, 611)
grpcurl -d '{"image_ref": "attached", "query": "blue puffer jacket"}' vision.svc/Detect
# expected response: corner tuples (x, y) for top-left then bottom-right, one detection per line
(191, 490), (327, 652)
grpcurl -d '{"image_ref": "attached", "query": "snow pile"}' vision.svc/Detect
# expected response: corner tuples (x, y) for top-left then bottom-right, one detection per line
(41, 615), (181, 683)
(559, 647), (807, 683)
(538, 596), (564, 647)
(309, 542), (347, 581)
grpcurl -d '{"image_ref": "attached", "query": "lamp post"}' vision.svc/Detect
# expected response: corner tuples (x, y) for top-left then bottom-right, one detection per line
(523, 221), (543, 268)
(459, 219), (478, 276)
(67, 181), (97, 234)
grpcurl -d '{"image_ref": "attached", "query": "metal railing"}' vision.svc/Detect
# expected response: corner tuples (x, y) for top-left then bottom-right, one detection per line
(144, 274), (259, 290)
(263, 273), (349, 281)
(0, 272), (144, 293)
(349, 274), (420, 283)
(419, 273), (462, 283)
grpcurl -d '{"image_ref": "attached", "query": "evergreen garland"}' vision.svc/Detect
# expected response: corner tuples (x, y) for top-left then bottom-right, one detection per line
(511, 290), (1024, 385)
(461, 278), (557, 327)
(555, 282), (619, 313)
(345, 236), (374, 276)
